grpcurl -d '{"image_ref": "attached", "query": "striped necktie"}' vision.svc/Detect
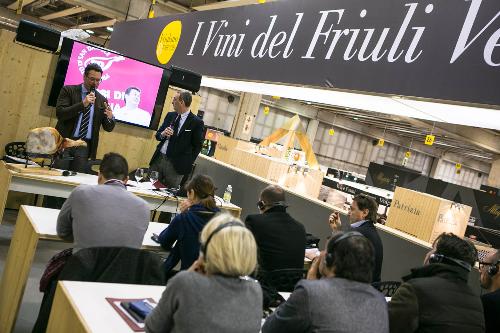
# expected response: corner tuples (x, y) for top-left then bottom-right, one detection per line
(79, 104), (92, 139)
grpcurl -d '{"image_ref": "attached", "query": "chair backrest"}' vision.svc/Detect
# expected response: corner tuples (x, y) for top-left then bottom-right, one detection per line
(59, 247), (165, 285)
(259, 268), (304, 292)
(371, 281), (402, 297)
(5, 141), (26, 158)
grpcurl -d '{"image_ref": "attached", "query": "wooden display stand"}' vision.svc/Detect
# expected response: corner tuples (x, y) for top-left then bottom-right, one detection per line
(214, 136), (324, 198)
(386, 187), (472, 243)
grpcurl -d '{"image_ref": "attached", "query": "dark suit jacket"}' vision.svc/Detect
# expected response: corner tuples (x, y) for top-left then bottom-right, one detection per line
(245, 206), (306, 272)
(350, 221), (384, 282)
(55, 84), (115, 159)
(150, 111), (204, 175)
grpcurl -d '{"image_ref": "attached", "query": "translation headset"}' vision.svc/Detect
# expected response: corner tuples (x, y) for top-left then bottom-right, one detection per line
(200, 221), (245, 259)
(487, 260), (499, 277)
(428, 253), (472, 272)
(257, 200), (288, 210)
(325, 231), (364, 266)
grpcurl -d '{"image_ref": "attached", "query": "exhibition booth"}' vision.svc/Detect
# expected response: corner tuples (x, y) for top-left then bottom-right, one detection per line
(0, 0), (499, 331)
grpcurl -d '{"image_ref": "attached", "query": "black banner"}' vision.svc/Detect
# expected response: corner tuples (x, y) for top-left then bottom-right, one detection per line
(322, 177), (392, 207)
(365, 162), (428, 192)
(110, 0), (500, 106)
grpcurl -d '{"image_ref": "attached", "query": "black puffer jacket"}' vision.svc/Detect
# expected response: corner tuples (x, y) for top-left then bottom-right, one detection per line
(388, 263), (485, 333)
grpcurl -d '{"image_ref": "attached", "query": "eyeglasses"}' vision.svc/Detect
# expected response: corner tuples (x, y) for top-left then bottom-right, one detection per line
(479, 261), (494, 270)
(85, 76), (102, 83)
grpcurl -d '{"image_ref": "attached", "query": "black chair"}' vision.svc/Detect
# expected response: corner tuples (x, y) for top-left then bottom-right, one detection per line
(259, 268), (304, 292)
(33, 247), (166, 332)
(4, 141), (26, 159)
(372, 281), (401, 297)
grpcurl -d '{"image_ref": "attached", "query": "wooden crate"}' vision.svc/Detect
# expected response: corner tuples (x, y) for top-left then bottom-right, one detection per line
(386, 187), (472, 243)
(214, 136), (255, 165)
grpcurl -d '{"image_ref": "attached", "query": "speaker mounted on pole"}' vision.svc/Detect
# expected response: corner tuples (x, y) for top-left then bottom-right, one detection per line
(167, 65), (202, 94)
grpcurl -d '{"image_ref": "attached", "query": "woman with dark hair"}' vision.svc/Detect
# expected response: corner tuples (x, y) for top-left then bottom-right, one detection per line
(158, 174), (219, 275)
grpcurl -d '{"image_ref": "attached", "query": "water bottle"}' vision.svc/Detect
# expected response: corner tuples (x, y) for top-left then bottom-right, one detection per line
(223, 185), (232, 203)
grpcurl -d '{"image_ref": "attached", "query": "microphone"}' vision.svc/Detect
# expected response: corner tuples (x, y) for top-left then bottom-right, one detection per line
(62, 170), (77, 176)
(88, 87), (96, 106)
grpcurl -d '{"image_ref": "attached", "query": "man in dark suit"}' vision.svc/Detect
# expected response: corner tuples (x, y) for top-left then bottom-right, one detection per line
(329, 194), (384, 282)
(150, 90), (204, 188)
(55, 63), (115, 172)
(245, 185), (306, 273)
(479, 249), (500, 333)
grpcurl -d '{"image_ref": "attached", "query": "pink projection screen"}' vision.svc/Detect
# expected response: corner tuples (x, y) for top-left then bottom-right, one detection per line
(49, 39), (167, 129)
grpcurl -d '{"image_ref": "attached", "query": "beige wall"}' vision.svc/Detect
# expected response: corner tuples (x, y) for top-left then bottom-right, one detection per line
(0, 29), (200, 171)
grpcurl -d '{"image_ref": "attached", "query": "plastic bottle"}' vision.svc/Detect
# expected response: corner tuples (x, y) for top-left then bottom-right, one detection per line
(223, 185), (232, 203)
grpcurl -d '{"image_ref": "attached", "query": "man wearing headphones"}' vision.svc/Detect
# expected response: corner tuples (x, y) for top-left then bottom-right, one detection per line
(245, 185), (306, 273)
(388, 232), (485, 333)
(479, 249), (500, 333)
(262, 231), (389, 333)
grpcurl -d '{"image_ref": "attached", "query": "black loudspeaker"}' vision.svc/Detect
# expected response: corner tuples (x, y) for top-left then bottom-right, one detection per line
(15, 20), (60, 52)
(168, 65), (202, 93)
(372, 139), (379, 146)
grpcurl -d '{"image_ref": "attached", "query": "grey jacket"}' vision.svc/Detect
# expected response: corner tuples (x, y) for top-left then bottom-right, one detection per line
(263, 277), (389, 333)
(145, 271), (263, 333)
(57, 182), (149, 249)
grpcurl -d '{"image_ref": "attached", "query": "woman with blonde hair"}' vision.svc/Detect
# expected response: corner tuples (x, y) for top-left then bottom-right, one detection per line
(145, 214), (263, 333)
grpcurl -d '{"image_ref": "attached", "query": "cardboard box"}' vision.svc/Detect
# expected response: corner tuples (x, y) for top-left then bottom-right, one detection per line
(386, 186), (472, 243)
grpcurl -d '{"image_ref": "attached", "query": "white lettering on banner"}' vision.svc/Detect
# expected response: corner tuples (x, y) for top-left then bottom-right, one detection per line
(302, 9), (345, 59)
(484, 28), (500, 66)
(183, 0), (498, 67)
(450, 0), (500, 64)
(99, 90), (110, 99)
(114, 91), (124, 100)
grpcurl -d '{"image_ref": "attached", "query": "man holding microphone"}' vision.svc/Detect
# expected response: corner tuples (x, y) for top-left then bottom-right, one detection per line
(149, 90), (204, 189)
(55, 63), (115, 173)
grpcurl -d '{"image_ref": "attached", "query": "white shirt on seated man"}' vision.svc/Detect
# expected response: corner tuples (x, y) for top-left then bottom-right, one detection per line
(57, 152), (150, 249)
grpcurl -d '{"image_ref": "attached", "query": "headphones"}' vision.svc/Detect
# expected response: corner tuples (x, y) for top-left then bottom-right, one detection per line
(257, 200), (288, 210)
(200, 221), (245, 259)
(325, 231), (364, 266)
(428, 253), (472, 272)
(487, 260), (499, 277)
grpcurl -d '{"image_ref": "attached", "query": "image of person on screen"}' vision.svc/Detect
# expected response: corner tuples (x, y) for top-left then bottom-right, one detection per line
(54, 63), (115, 173)
(114, 87), (151, 127)
(149, 91), (204, 189)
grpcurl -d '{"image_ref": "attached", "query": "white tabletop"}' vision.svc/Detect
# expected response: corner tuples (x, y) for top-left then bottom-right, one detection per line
(7, 165), (241, 212)
(22, 205), (166, 247)
(59, 281), (165, 333)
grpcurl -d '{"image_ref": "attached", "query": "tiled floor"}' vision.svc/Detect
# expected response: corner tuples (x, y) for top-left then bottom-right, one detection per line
(0, 209), (68, 333)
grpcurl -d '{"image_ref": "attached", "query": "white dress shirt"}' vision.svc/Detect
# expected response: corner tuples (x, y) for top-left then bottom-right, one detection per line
(160, 111), (190, 155)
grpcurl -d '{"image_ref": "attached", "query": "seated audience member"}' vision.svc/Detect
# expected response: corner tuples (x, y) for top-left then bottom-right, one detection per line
(329, 194), (383, 282)
(145, 214), (263, 333)
(388, 233), (485, 333)
(479, 249), (500, 333)
(262, 231), (389, 333)
(158, 175), (220, 275)
(245, 185), (306, 272)
(57, 152), (149, 249)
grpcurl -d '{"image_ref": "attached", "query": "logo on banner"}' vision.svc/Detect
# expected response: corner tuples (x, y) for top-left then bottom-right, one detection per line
(77, 47), (125, 82)
(328, 129), (335, 136)
(405, 151), (411, 158)
(157, 20), (182, 64)
(425, 135), (435, 145)
(483, 204), (500, 220)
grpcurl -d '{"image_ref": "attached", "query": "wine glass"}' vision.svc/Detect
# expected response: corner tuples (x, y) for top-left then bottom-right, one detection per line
(134, 168), (144, 184)
(149, 170), (159, 185)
